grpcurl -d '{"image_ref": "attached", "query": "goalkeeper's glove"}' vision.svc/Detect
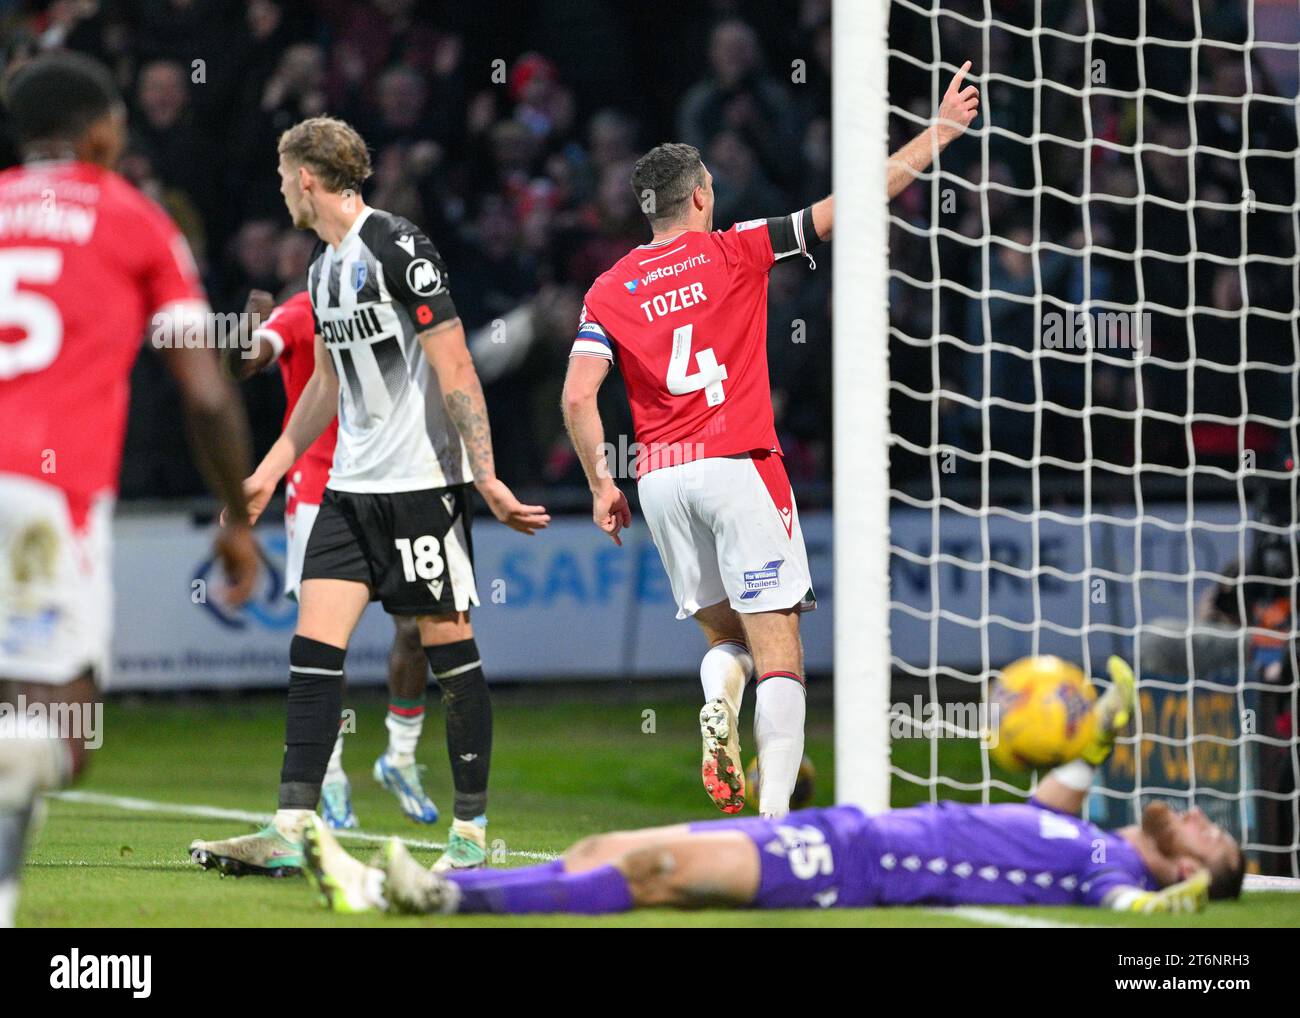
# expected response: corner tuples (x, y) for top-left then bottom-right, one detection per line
(1080, 655), (1137, 767)
(1105, 868), (1210, 914)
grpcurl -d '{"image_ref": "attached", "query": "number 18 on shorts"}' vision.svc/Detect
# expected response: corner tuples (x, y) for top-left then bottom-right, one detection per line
(300, 485), (478, 615)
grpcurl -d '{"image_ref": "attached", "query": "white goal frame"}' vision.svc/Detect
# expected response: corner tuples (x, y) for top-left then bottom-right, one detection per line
(833, 0), (893, 813)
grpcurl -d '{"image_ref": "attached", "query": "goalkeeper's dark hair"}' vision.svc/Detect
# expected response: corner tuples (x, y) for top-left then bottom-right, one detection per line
(4, 50), (120, 145)
(1209, 841), (1246, 901)
(630, 142), (706, 225)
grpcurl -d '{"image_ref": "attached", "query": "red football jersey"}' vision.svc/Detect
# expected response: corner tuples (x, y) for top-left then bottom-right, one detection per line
(0, 160), (204, 525)
(573, 220), (787, 476)
(253, 290), (335, 508)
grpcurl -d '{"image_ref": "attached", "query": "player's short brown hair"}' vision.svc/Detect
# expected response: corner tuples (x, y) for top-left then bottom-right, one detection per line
(278, 116), (372, 194)
(631, 142), (706, 225)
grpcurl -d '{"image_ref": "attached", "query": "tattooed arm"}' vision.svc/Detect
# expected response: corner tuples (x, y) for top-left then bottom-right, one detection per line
(420, 317), (549, 535)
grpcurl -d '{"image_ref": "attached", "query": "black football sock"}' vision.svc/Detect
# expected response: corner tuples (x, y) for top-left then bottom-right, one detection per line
(425, 639), (491, 820)
(279, 635), (346, 810)
(0, 804), (33, 884)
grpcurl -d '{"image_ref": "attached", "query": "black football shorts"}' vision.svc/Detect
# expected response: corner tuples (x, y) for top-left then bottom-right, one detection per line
(300, 485), (478, 615)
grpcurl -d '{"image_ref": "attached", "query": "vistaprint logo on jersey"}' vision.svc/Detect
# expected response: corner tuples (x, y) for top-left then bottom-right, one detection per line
(49, 949), (151, 998)
(625, 252), (709, 292)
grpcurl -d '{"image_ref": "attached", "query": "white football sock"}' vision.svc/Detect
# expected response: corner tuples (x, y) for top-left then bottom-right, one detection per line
(385, 702), (425, 767)
(323, 730), (347, 785)
(0, 728), (72, 932)
(0, 878), (16, 929)
(272, 808), (312, 841)
(753, 673), (806, 817)
(700, 641), (753, 718)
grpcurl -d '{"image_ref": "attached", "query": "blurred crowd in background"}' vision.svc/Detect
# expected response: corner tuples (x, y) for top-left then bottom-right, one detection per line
(0, 0), (833, 503)
(1, 0), (1297, 509)
(887, 0), (1299, 500)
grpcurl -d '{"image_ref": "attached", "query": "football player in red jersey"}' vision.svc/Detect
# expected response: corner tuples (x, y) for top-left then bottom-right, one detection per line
(231, 290), (444, 830)
(0, 52), (258, 926)
(562, 64), (978, 817)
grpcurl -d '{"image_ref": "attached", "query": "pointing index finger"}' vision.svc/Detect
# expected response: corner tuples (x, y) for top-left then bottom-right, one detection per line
(950, 60), (972, 94)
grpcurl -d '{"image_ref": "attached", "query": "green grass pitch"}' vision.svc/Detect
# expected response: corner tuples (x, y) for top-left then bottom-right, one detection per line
(20, 687), (1300, 928)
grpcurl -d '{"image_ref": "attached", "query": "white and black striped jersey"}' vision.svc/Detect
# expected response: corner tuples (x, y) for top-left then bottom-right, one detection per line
(307, 206), (471, 492)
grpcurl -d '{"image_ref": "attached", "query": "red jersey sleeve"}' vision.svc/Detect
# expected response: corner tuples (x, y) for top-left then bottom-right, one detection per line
(713, 218), (776, 275)
(131, 195), (205, 313)
(255, 291), (315, 364)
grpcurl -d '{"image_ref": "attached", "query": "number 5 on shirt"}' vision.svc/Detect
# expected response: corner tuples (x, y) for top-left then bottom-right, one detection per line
(0, 249), (63, 380)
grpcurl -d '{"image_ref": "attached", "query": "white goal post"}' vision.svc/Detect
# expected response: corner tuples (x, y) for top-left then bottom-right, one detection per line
(835, 0), (1300, 876)
(833, 0), (893, 813)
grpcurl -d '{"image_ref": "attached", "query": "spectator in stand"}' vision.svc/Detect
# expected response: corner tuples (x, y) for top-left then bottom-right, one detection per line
(272, 230), (319, 303)
(677, 19), (802, 189)
(222, 219), (283, 311)
(565, 159), (645, 285)
(131, 59), (221, 245)
(230, 42), (329, 221)
(706, 129), (783, 231)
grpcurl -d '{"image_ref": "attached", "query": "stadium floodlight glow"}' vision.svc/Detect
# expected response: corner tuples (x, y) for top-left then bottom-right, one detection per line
(833, 0), (893, 813)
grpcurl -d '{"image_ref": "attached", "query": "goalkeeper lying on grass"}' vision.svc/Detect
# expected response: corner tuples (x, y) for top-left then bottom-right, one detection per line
(302, 658), (1242, 916)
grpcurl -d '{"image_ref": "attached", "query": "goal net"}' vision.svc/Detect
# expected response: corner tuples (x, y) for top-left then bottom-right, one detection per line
(878, 0), (1300, 877)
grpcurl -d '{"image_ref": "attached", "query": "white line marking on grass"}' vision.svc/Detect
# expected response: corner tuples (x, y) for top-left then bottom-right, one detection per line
(47, 790), (560, 862)
(932, 906), (1088, 929)
(1243, 874), (1300, 893)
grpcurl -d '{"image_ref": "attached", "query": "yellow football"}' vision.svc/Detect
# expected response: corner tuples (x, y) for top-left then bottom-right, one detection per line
(988, 655), (1098, 771)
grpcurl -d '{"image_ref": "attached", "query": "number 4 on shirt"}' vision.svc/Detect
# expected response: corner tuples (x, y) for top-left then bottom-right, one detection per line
(666, 322), (727, 406)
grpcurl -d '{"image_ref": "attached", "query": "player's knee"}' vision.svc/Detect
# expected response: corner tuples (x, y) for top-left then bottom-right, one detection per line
(417, 611), (472, 647)
(619, 845), (682, 905)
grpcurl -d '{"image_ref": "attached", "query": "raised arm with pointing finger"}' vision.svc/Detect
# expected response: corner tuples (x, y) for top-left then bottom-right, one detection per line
(888, 60), (981, 200)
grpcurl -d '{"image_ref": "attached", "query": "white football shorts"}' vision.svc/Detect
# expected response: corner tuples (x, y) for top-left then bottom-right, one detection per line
(283, 499), (320, 602)
(0, 474), (113, 684)
(637, 452), (816, 620)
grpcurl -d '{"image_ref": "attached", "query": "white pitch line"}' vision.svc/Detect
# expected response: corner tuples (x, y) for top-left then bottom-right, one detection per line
(47, 789), (560, 862)
(1243, 874), (1300, 893)
(933, 906), (1088, 929)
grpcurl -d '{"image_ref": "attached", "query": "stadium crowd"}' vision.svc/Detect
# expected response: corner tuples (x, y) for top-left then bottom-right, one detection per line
(0, 0), (834, 501)
(1, 0), (1296, 506)
(886, 0), (1298, 497)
